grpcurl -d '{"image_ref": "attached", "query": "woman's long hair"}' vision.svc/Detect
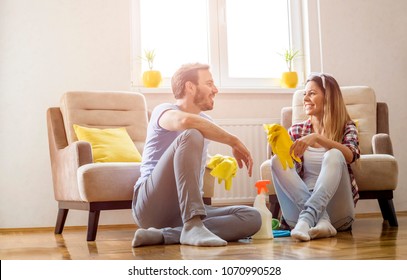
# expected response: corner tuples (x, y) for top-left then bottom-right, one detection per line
(306, 74), (351, 142)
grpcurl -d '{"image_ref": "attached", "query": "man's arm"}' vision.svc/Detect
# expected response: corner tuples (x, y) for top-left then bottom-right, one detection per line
(159, 109), (253, 176)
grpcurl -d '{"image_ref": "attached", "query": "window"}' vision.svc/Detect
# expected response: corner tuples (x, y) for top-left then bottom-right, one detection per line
(131, 0), (303, 89)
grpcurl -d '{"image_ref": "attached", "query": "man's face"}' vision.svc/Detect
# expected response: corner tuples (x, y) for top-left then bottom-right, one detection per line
(193, 69), (218, 111)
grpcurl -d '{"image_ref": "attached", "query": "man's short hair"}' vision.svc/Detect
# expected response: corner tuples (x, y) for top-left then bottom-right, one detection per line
(171, 63), (210, 99)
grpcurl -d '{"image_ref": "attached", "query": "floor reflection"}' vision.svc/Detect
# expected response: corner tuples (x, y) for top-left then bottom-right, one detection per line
(87, 242), (99, 256)
(132, 245), (173, 260)
(379, 221), (398, 258)
(53, 234), (72, 260)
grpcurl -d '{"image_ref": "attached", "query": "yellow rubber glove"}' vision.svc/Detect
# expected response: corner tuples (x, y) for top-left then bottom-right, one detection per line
(263, 124), (301, 170)
(207, 154), (238, 191)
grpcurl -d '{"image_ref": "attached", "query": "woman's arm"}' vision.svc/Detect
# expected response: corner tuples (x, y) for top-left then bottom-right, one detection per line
(290, 129), (358, 164)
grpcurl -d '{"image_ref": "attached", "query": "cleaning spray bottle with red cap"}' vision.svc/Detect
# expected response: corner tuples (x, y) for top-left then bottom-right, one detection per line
(252, 180), (274, 239)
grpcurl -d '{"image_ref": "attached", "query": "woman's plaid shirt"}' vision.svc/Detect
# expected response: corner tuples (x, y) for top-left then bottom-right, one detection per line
(288, 119), (360, 206)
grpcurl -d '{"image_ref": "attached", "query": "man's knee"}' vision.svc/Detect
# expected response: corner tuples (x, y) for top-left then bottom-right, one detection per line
(181, 129), (204, 149)
(184, 128), (204, 141)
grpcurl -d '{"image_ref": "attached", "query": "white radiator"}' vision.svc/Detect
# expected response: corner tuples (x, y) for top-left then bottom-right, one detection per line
(208, 118), (279, 205)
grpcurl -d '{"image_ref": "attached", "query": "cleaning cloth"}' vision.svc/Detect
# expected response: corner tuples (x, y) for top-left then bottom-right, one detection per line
(272, 230), (291, 237)
(207, 154), (238, 190)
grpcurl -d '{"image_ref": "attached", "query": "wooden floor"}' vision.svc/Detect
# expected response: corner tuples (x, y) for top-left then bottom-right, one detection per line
(1, 213), (407, 260)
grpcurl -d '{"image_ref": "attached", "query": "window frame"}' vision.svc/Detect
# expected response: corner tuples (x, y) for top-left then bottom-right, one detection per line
(130, 0), (304, 91)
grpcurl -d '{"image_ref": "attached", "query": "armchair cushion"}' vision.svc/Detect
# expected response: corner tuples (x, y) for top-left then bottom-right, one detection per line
(77, 162), (141, 202)
(73, 125), (142, 163)
(76, 163), (215, 202)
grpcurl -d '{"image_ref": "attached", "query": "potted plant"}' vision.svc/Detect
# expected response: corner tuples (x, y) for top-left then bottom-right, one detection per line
(280, 49), (300, 88)
(141, 49), (162, 88)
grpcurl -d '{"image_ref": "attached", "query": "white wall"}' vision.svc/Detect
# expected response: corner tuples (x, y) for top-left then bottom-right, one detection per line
(0, 0), (405, 229)
(0, 0), (133, 228)
(317, 0), (407, 213)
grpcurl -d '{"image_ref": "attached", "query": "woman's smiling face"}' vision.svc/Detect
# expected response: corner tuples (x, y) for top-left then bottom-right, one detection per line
(303, 80), (325, 117)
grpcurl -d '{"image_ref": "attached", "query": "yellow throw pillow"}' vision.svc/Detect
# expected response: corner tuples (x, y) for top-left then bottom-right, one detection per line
(353, 119), (359, 131)
(73, 124), (142, 163)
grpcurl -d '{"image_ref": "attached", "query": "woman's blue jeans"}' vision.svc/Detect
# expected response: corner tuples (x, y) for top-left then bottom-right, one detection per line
(271, 149), (354, 231)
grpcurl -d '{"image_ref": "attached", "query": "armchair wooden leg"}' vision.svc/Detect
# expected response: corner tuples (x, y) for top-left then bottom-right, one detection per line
(378, 198), (398, 227)
(87, 210), (101, 241)
(203, 197), (211, 205)
(55, 208), (69, 234)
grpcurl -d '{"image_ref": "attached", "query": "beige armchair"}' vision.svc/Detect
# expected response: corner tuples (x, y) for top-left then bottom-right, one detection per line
(260, 86), (398, 226)
(47, 91), (215, 241)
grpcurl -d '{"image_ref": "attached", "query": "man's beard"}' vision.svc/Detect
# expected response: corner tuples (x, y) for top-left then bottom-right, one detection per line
(193, 87), (213, 111)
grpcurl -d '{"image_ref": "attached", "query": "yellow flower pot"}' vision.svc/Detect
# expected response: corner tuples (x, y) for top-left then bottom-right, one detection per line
(281, 72), (298, 88)
(142, 70), (162, 88)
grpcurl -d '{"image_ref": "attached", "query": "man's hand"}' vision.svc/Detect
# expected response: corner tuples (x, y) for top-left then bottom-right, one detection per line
(230, 137), (253, 177)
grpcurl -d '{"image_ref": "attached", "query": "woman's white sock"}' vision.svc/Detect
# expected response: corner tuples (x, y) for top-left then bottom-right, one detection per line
(309, 219), (337, 239)
(291, 220), (311, 241)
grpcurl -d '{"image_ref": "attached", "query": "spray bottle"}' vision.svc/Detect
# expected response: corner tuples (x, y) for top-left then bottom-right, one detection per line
(252, 180), (274, 239)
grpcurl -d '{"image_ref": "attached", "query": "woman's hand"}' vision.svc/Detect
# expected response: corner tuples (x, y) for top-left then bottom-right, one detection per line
(291, 132), (355, 164)
(290, 133), (320, 158)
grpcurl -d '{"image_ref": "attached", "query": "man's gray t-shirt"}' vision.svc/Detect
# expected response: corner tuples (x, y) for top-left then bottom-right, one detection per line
(135, 103), (211, 195)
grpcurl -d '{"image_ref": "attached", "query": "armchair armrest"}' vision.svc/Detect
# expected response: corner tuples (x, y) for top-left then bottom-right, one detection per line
(51, 141), (93, 201)
(266, 142), (273, 159)
(372, 133), (394, 155)
(281, 107), (293, 129)
(47, 107), (93, 201)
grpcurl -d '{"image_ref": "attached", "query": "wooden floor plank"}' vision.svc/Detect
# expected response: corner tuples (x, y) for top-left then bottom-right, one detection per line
(1, 214), (406, 260)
